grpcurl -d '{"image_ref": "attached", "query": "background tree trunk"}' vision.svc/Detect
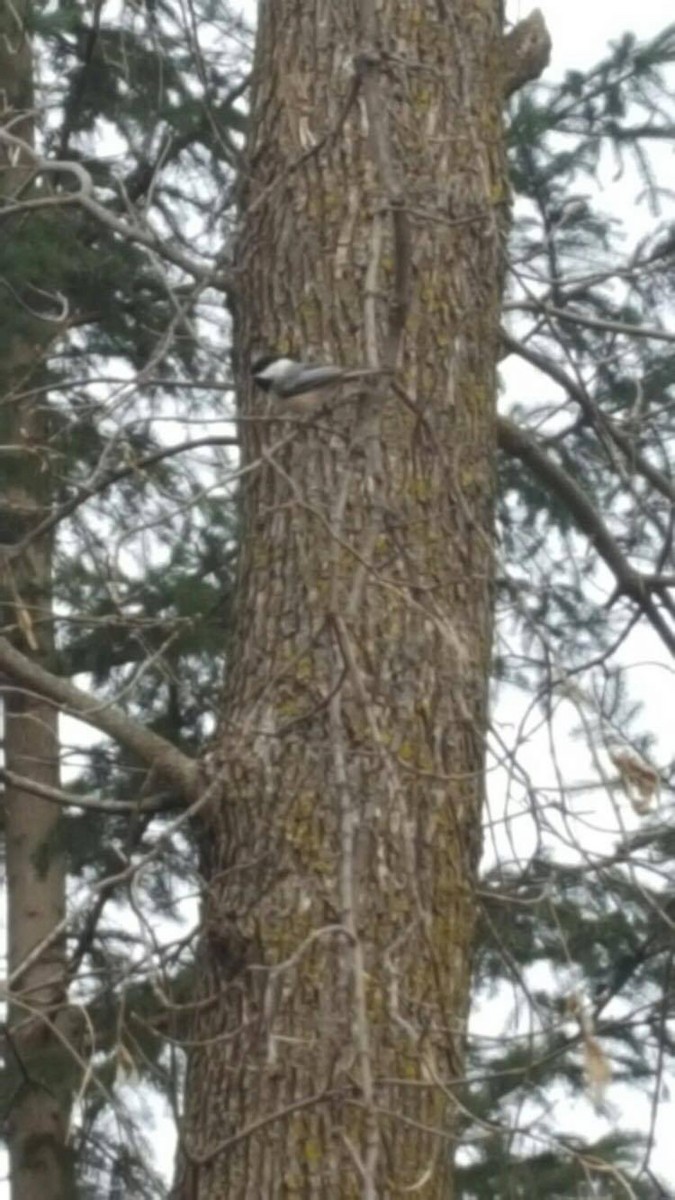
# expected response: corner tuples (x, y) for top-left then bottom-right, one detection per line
(1, 6), (72, 1197)
(176, 0), (509, 1195)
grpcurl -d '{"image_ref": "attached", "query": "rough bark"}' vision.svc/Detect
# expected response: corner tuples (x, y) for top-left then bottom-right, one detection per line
(176, 0), (509, 1196)
(1, 6), (74, 1197)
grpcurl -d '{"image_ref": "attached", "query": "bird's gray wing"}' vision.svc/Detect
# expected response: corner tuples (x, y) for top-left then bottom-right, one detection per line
(277, 365), (346, 397)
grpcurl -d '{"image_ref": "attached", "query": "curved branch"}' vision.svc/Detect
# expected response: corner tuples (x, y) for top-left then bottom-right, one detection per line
(0, 767), (181, 815)
(0, 129), (232, 293)
(6, 434), (239, 555)
(0, 637), (199, 795)
(497, 416), (675, 658)
(502, 331), (675, 505)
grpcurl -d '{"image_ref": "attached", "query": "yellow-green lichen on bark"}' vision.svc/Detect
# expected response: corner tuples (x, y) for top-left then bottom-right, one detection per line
(177, 0), (509, 1196)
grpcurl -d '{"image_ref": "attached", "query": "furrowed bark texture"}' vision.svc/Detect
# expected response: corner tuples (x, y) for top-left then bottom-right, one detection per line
(1, 7), (73, 1197)
(177, 0), (508, 1195)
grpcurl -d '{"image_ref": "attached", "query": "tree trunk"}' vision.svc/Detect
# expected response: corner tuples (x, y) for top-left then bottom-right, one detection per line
(1, 6), (73, 1197)
(177, 0), (508, 1195)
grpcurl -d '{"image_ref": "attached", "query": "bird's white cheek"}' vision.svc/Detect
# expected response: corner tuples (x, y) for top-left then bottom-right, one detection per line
(260, 358), (297, 382)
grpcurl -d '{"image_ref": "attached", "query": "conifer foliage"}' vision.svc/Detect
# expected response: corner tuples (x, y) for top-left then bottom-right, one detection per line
(1, 3), (243, 1196)
(468, 22), (675, 1199)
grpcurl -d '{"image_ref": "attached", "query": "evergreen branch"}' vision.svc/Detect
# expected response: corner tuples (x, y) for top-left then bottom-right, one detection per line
(583, 122), (675, 141)
(121, 74), (250, 204)
(497, 415), (675, 657)
(0, 637), (198, 795)
(57, 0), (105, 158)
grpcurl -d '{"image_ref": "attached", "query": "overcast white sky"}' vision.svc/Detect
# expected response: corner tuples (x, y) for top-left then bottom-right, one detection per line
(510, 0), (672, 73)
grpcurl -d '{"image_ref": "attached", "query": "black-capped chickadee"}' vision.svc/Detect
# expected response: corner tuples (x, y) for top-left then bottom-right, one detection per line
(252, 353), (386, 414)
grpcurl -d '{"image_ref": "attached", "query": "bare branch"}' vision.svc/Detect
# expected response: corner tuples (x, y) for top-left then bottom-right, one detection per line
(4, 434), (240, 555)
(0, 767), (181, 815)
(502, 331), (675, 505)
(0, 129), (233, 292)
(497, 415), (675, 657)
(0, 638), (199, 795)
(183, 1087), (338, 1165)
(504, 299), (675, 344)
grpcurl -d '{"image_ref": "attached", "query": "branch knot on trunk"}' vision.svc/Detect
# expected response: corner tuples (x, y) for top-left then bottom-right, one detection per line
(502, 9), (552, 99)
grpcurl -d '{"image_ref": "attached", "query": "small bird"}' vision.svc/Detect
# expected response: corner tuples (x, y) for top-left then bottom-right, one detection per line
(251, 353), (386, 414)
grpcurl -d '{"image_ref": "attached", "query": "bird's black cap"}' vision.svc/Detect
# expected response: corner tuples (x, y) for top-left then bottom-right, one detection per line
(251, 353), (279, 374)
